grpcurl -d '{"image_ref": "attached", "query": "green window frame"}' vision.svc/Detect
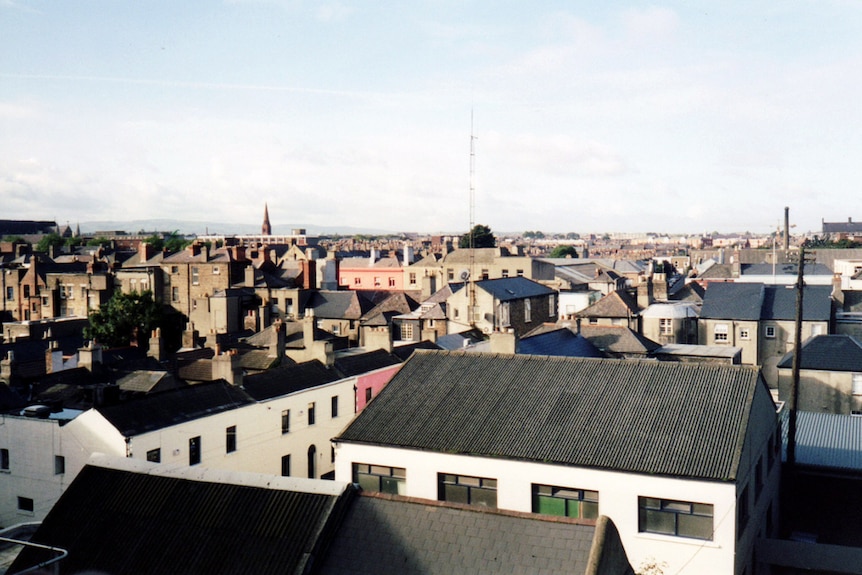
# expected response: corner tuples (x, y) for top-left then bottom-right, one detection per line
(532, 484), (598, 519)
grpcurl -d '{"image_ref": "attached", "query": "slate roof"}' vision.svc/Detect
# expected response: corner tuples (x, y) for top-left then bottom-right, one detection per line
(333, 349), (401, 377)
(518, 328), (603, 358)
(436, 329), (486, 351)
(578, 326), (660, 355)
(337, 351), (769, 482)
(318, 493), (603, 575)
(476, 276), (555, 302)
(97, 381), (255, 436)
(11, 459), (353, 575)
(742, 263), (833, 278)
(701, 283), (833, 322)
(577, 290), (639, 319)
(699, 283), (764, 320)
(776, 335), (862, 371)
(308, 290), (370, 320)
(242, 360), (341, 401)
(116, 370), (181, 394)
(391, 340), (442, 361)
(823, 219), (862, 234)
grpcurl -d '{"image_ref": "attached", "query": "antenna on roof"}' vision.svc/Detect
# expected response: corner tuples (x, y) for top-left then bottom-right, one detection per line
(468, 108), (478, 327)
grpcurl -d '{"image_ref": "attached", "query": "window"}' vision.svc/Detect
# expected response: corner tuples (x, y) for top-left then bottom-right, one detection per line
(365, 387), (372, 402)
(281, 454), (291, 477)
(17, 497), (34, 513)
(331, 396), (339, 418)
(409, 272), (417, 285)
(516, 269), (524, 277)
(171, 287), (180, 302)
(852, 374), (862, 396)
(532, 484), (598, 519)
(23, 285), (30, 298)
(739, 328), (750, 340)
(226, 425), (237, 453)
(525, 299), (532, 323)
(5, 287), (13, 300)
(638, 497), (713, 540)
(213, 266), (220, 275)
(388, 277), (396, 287)
(0, 448), (8, 471)
(171, 265), (178, 274)
(373, 276), (381, 287)
(281, 409), (290, 434)
(191, 266), (200, 285)
(308, 402), (316, 425)
(189, 436), (201, 466)
(659, 318), (673, 335)
(499, 302), (510, 327)
(147, 448), (161, 463)
(447, 269), (454, 281)
(549, 294), (555, 317)
(481, 269), (489, 280)
(502, 269), (509, 278)
(353, 463), (407, 495)
(438, 473), (497, 508)
(765, 325), (776, 339)
(589, 317), (598, 325)
(714, 323), (729, 343)
(354, 277), (361, 285)
(401, 322), (414, 340)
(54, 456), (65, 475)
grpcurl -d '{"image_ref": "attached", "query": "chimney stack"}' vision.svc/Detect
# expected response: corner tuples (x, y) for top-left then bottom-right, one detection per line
(784, 206), (790, 251)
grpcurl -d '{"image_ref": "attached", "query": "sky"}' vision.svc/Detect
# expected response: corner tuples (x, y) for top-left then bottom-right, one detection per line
(2, 1), (862, 236)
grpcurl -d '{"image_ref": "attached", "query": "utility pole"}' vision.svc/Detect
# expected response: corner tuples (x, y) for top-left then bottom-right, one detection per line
(787, 245), (814, 468)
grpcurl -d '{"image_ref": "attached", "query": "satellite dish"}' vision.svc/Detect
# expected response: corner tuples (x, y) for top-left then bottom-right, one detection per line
(459, 269), (471, 281)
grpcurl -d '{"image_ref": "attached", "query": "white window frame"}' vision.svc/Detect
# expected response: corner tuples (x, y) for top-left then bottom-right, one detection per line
(714, 323), (729, 343)
(765, 325), (776, 339)
(852, 373), (862, 396)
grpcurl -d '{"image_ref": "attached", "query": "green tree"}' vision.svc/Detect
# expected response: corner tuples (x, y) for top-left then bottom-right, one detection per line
(86, 236), (111, 247)
(548, 245), (578, 258)
(459, 224), (495, 249)
(565, 232), (580, 240)
(36, 233), (64, 252)
(84, 290), (164, 348)
(164, 231), (190, 253)
(144, 234), (165, 251)
(64, 236), (83, 248)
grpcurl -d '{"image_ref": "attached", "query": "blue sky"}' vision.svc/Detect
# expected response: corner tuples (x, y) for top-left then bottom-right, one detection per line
(2, 1), (861, 235)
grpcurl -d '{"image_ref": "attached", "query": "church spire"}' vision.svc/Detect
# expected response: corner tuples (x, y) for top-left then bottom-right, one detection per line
(262, 203), (272, 236)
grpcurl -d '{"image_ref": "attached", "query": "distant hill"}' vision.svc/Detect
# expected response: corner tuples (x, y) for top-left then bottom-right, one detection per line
(78, 219), (396, 237)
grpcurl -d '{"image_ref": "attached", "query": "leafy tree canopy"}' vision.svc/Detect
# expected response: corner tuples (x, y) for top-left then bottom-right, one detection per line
(803, 235), (861, 249)
(565, 232), (580, 240)
(36, 233), (65, 252)
(164, 231), (190, 253)
(144, 234), (165, 251)
(2, 235), (25, 243)
(84, 290), (164, 349)
(86, 236), (111, 247)
(548, 245), (578, 258)
(64, 237), (83, 248)
(459, 224), (495, 249)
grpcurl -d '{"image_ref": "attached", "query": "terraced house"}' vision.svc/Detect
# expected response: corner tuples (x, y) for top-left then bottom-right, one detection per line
(334, 351), (781, 575)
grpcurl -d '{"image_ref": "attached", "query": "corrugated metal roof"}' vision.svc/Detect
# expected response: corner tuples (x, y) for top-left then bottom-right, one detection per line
(781, 410), (862, 472)
(11, 464), (352, 575)
(337, 351), (772, 481)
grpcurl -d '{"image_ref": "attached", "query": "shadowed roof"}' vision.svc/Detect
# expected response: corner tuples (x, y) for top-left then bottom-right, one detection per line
(336, 350), (771, 482)
(777, 334), (862, 371)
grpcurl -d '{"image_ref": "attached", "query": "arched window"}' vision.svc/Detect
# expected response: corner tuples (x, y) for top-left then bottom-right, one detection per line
(307, 445), (316, 479)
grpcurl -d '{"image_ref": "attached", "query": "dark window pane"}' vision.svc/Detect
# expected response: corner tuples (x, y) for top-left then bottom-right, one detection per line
(471, 487), (497, 508)
(444, 484), (469, 504)
(679, 514), (713, 540)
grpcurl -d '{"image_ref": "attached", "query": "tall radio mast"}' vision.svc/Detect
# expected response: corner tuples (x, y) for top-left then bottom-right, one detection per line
(468, 109), (477, 327)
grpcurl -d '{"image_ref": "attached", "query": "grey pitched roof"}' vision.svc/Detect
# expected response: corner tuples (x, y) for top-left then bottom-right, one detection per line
(700, 282), (833, 322)
(318, 493), (608, 575)
(699, 283), (764, 320)
(309, 290), (371, 320)
(577, 290), (639, 319)
(518, 328), (603, 358)
(12, 461), (353, 575)
(337, 351), (769, 482)
(742, 263), (833, 277)
(97, 381), (255, 436)
(578, 325), (660, 355)
(242, 360), (341, 401)
(334, 349), (402, 377)
(476, 276), (555, 302)
(776, 334), (862, 371)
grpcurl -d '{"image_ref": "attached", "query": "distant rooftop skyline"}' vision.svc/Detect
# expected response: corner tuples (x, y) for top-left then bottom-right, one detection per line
(2, 2), (862, 235)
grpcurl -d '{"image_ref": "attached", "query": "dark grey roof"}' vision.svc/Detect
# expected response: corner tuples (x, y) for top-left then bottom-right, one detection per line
(336, 351), (771, 482)
(762, 285), (833, 321)
(701, 283), (833, 322)
(334, 349), (401, 377)
(700, 283), (764, 320)
(476, 276), (555, 302)
(308, 290), (370, 320)
(391, 340), (442, 361)
(242, 360), (341, 401)
(823, 219), (862, 234)
(578, 326), (660, 355)
(12, 463), (352, 575)
(318, 494), (603, 575)
(97, 381), (255, 436)
(742, 263), (833, 277)
(518, 328), (603, 358)
(776, 335), (862, 371)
